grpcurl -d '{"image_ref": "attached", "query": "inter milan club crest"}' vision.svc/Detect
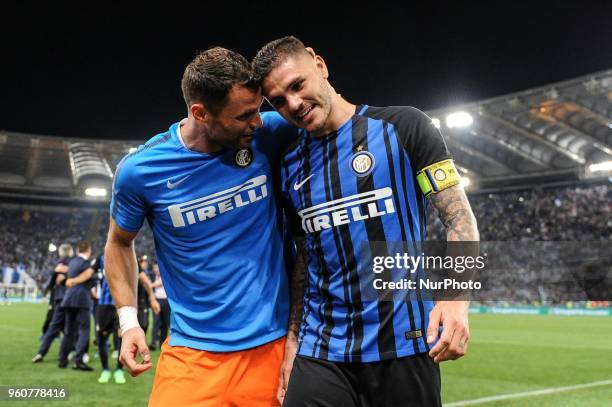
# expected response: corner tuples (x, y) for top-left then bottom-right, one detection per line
(234, 148), (253, 167)
(350, 150), (375, 176)
(434, 168), (447, 181)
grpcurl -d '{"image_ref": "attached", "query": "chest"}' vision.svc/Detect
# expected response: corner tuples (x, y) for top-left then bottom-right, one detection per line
(283, 133), (400, 235)
(142, 148), (274, 234)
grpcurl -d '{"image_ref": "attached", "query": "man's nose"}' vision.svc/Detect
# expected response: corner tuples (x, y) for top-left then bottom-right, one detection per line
(287, 94), (302, 113)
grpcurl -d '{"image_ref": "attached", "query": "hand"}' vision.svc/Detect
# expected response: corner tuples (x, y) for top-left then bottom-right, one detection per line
(55, 264), (68, 274)
(65, 278), (75, 288)
(277, 333), (298, 406)
(149, 297), (161, 315)
(119, 327), (152, 377)
(427, 301), (470, 363)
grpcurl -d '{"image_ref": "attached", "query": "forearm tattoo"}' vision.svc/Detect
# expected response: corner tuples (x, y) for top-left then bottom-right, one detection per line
(289, 236), (307, 336)
(429, 185), (479, 241)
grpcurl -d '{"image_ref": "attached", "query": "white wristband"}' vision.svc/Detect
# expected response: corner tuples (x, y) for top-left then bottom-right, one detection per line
(118, 306), (140, 333)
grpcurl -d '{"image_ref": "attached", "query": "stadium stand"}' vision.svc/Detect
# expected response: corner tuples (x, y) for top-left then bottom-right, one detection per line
(0, 204), (155, 289)
(0, 69), (610, 303)
(0, 182), (608, 303)
(427, 183), (612, 241)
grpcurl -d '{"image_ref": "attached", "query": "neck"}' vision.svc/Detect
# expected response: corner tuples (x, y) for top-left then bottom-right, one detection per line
(312, 93), (356, 138)
(180, 117), (223, 154)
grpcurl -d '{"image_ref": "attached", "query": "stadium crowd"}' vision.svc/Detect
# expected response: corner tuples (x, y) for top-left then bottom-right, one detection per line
(426, 183), (611, 241)
(426, 183), (611, 305)
(0, 206), (155, 287)
(1, 183), (610, 306)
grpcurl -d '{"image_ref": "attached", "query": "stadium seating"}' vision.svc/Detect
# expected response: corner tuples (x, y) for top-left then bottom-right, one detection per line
(0, 183), (609, 304)
(0, 205), (154, 288)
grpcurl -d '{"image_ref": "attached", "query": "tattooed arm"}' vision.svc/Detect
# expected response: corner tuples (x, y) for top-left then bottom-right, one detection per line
(288, 236), (308, 337)
(429, 184), (479, 241)
(426, 184), (479, 363)
(278, 235), (307, 405)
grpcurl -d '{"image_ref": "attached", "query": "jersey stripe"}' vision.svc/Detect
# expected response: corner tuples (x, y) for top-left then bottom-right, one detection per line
(351, 115), (397, 359)
(386, 124), (429, 352)
(327, 135), (365, 362)
(302, 138), (335, 359)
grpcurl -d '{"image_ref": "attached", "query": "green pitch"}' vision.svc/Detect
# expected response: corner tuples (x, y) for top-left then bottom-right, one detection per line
(1, 303), (611, 406)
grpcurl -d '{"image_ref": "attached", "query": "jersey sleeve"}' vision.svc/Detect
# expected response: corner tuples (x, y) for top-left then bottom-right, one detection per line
(399, 107), (450, 169)
(110, 155), (147, 232)
(400, 108), (460, 196)
(364, 106), (460, 196)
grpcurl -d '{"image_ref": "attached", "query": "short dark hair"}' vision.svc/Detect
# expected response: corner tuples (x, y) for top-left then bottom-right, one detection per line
(181, 47), (258, 113)
(76, 240), (90, 254)
(252, 36), (310, 82)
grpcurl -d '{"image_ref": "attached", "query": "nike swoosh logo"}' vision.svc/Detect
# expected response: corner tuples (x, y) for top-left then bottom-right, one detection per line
(293, 174), (314, 191)
(167, 175), (191, 189)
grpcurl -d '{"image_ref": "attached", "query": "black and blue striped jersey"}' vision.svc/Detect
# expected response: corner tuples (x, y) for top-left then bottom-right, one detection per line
(93, 255), (115, 306)
(280, 105), (455, 363)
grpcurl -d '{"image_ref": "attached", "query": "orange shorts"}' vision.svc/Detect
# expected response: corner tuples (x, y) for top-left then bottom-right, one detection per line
(149, 336), (285, 407)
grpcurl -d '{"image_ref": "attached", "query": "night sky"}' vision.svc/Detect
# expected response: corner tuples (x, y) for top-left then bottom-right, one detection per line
(2, 1), (612, 141)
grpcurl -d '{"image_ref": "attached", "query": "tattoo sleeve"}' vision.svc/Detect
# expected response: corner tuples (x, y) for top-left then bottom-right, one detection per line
(289, 235), (307, 337)
(429, 184), (479, 242)
(429, 184), (479, 300)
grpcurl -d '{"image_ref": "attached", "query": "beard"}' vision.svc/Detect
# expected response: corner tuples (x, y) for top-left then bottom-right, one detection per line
(307, 83), (334, 135)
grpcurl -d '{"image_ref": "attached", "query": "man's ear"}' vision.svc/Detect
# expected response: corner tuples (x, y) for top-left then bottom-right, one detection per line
(191, 103), (209, 123)
(305, 47), (316, 58)
(313, 54), (329, 80)
(303, 47), (328, 78)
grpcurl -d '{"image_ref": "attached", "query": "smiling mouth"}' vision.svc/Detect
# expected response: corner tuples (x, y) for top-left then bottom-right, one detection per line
(297, 105), (314, 120)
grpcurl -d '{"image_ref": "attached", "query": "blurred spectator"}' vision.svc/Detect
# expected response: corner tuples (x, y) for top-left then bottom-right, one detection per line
(426, 184), (611, 241)
(0, 205), (155, 288)
(1, 183), (610, 306)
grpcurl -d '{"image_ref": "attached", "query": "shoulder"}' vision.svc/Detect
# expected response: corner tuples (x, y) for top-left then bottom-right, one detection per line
(361, 105), (443, 147)
(260, 111), (287, 128)
(113, 129), (178, 191)
(255, 111), (301, 158)
(117, 130), (175, 174)
(360, 105), (433, 128)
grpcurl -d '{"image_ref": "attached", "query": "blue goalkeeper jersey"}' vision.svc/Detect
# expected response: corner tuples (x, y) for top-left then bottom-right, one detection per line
(111, 112), (297, 352)
(281, 105), (458, 362)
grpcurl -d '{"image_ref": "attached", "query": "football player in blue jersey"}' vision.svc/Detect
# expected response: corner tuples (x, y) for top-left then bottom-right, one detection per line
(105, 47), (299, 406)
(254, 36), (479, 406)
(93, 254), (126, 384)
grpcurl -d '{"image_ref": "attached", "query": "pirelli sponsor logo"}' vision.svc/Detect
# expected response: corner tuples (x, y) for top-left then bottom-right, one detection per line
(416, 159), (460, 196)
(298, 188), (395, 233)
(167, 175), (268, 227)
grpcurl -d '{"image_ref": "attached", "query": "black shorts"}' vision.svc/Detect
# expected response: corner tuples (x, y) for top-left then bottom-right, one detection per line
(283, 353), (441, 407)
(95, 305), (118, 335)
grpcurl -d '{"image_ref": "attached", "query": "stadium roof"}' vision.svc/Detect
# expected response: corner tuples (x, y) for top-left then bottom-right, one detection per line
(428, 69), (612, 189)
(1, 69), (611, 202)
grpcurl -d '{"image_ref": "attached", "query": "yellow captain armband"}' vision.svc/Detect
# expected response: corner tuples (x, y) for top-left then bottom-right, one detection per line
(416, 159), (460, 197)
